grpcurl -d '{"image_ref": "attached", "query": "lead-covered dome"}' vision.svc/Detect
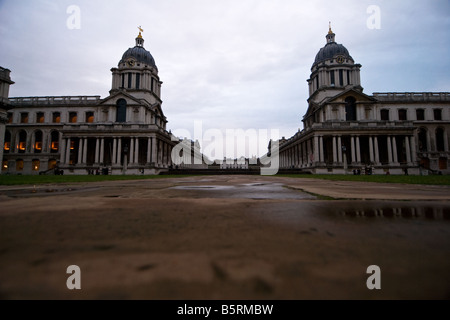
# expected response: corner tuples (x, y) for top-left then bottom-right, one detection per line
(312, 25), (353, 67)
(314, 42), (352, 65)
(119, 32), (157, 70)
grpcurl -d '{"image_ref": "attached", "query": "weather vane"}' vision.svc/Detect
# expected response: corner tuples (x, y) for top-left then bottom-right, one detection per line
(138, 26), (144, 33)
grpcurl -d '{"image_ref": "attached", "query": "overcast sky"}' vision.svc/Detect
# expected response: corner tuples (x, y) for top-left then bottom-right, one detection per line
(1, 0), (449, 156)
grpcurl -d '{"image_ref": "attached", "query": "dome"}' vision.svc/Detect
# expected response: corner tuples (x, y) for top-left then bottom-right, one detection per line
(313, 42), (352, 66)
(120, 46), (157, 69)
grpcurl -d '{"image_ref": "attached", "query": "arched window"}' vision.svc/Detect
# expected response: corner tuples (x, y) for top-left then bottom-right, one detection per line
(50, 131), (59, 153)
(116, 99), (127, 123)
(18, 130), (27, 153)
(4, 130), (11, 153)
(345, 96), (357, 121)
(34, 130), (43, 153)
(436, 128), (445, 152)
(418, 128), (428, 152)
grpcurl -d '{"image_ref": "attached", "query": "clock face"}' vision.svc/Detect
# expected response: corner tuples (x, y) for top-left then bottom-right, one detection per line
(336, 56), (345, 64)
(127, 59), (135, 67)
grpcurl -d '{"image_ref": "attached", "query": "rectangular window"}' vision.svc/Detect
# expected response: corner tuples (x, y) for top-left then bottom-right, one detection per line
(380, 109), (389, 121)
(7, 113), (13, 123)
(86, 112), (94, 123)
(330, 71), (335, 86)
(347, 70), (351, 85)
(151, 77), (154, 92)
(434, 109), (442, 120)
(21, 113), (28, 123)
(416, 109), (425, 121)
(36, 112), (45, 123)
(69, 112), (77, 123)
(53, 112), (61, 123)
(398, 109), (407, 121)
(339, 69), (343, 86)
(121, 74), (125, 88)
(315, 76), (319, 89)
(128, 72), (132, 88)
(136, 73), (140, 89)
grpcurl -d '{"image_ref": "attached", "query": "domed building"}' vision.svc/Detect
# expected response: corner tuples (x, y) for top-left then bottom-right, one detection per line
(277, 26), (450, 175)
(2, 30), (180, 175)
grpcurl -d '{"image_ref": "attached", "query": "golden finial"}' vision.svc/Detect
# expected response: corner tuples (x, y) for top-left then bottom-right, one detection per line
(137, 25), (144, 38)
(328, 21), (333, 34)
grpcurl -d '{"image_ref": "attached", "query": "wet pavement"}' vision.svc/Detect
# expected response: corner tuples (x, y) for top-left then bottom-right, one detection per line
(0, 175), (449, 299)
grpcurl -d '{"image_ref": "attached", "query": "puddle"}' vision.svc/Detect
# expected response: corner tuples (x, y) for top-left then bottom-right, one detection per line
(170, 183), (315, 200)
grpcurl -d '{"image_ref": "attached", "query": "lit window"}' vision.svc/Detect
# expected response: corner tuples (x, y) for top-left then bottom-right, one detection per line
(36, 112), (45, 123)
(4, 142), (10, 151)
(2, 161), (8, 171)
(53, 112), (61, 123)
(70, 141), (75, 150)
(21, 113), (28, 123)
(35, 142), (42, 151)
(32, 159), (40, 171)
(86, 112), (94, 123)
(69, 112), (77, 123)
(19, 142), (26, 151)
(51, 142), (59, 151)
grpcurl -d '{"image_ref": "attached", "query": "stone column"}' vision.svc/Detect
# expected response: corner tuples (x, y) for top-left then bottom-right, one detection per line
(387, 136), (393, 164)
(117, 138), (122, 165)
(95, 138), (99, 164)
(82, 138), (88, 164)
(405, 136), (411, 164)
(100, 138), (104, 164)
(356, 136), (361, 163)
(151, 137), (157, 165)
(65, 138), (71, 164)
(147, 137), (152, 164)
(351, 136), (356, 163)
(77, 139), (83, 164)
(374, 136), (380, 164)
(60, 138), (66, 164)
(134, 137), (139, 164)
(319, 136), (324, 163)
(112, 138), (117, 165)
(444, 129), (449, 152)
(337, 136), (342, 163)
(410, 136), (417, 163)
(314, 136), (319, 164)
(129, 137), (134, 164)
(332, 136), (337, 163)
(99, 138), (105, 164)
(392, 136), (398, 164)
(369, 136), (374, 163)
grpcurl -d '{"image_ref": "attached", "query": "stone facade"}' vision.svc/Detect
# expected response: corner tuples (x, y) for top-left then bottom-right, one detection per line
(277, 28), (450, 175)
(3, 33), (177, 175)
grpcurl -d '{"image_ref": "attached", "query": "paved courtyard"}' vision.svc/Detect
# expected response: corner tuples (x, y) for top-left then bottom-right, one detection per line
(0, 175), (449, 299)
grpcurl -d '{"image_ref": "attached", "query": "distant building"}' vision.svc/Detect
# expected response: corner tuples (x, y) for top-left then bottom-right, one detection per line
(276, 26), (449, 175)
(0, 67), (14, 169)
(3, 31), (176, 175)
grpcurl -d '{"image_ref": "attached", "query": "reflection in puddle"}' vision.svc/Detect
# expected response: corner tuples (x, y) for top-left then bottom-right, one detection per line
(338, 207), (450, 220)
